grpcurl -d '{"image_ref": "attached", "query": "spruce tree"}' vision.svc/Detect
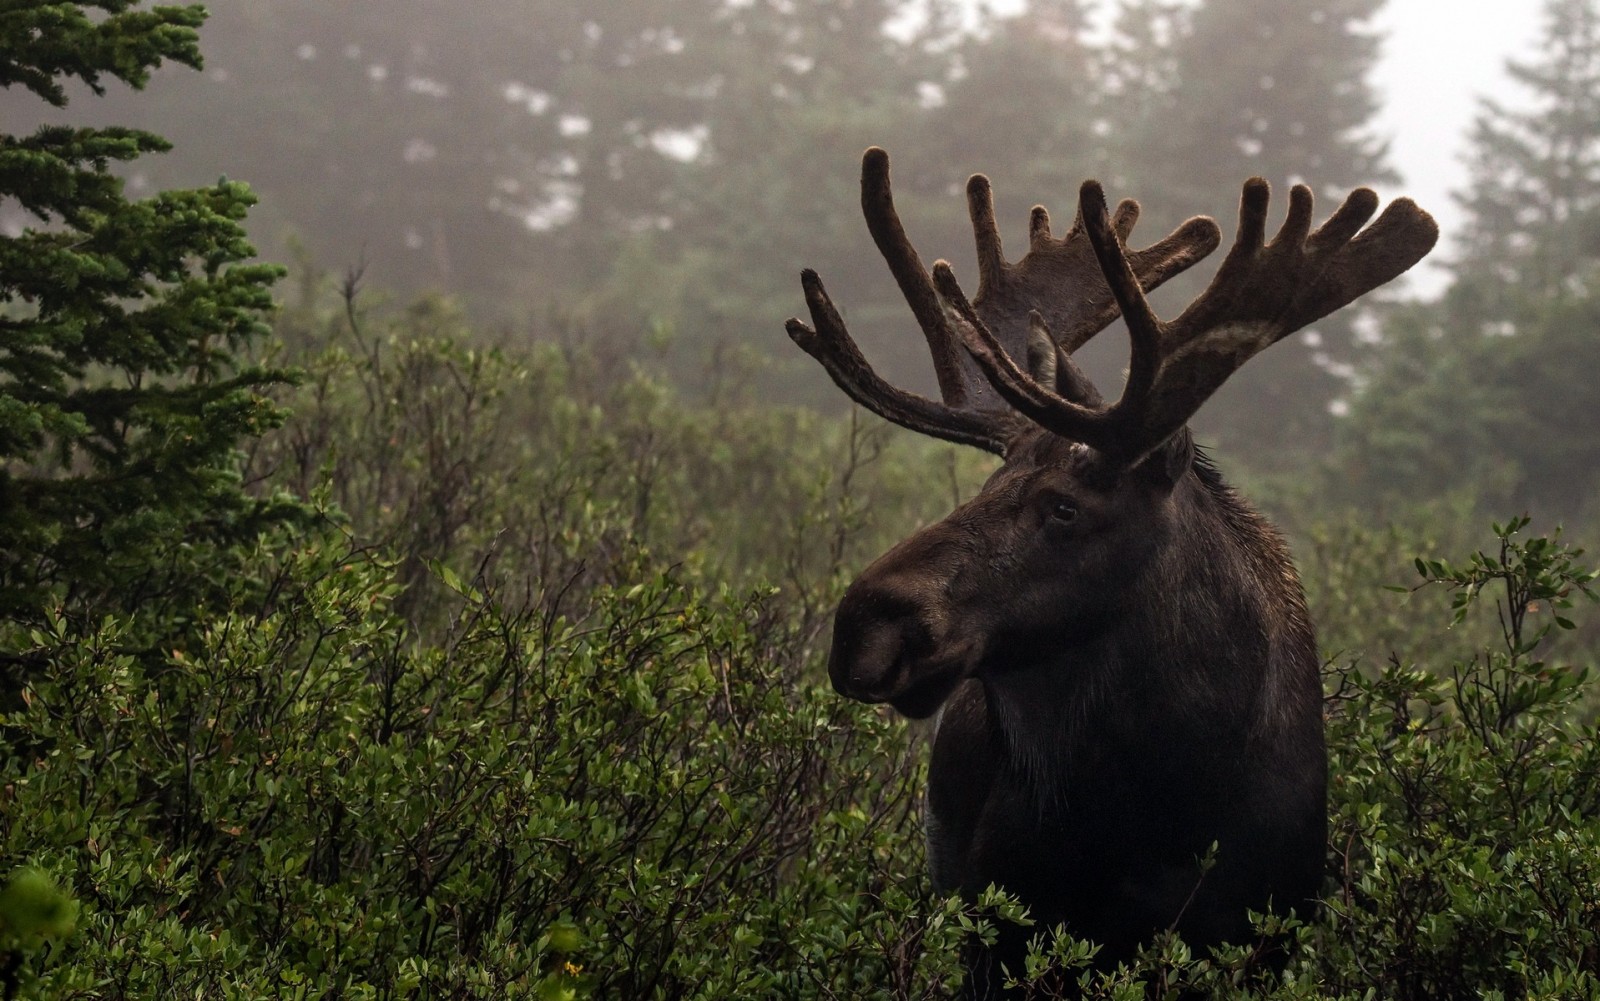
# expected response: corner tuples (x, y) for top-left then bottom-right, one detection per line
(1099, 0), (1394, 463)
(1446, 0), (1600, 517)
(0, 1), (293, 620)
(1340, 0), (1600, 520)
(1448, 0), (1600, 331)
(1109, 0), (1391, 220)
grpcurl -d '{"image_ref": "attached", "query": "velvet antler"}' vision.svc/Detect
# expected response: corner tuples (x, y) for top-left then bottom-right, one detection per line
(941, 178), (1439, 463)
(785, 147), (1221, 456)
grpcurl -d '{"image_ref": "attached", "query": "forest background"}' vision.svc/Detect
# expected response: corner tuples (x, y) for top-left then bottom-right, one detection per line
(3, 0), (1600, 997)
(5, 0), (1598, 518)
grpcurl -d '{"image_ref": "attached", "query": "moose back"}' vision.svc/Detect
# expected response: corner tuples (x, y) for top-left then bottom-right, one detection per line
(787, 148), (1436, 993)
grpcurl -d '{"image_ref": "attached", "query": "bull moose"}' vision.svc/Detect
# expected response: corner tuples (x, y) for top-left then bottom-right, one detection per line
(786, 148), (1437, 995)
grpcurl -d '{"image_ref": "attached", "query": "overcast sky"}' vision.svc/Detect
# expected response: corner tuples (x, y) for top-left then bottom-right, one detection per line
(1370, 0), (1545, 296)
(973, 0), (1553, 296)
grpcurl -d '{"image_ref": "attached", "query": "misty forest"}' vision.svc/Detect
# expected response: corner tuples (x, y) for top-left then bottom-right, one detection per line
(2, 0), (1599, 998)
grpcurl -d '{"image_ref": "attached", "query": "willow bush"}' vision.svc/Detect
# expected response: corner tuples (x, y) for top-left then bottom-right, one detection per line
(0, 278), (1595, 997)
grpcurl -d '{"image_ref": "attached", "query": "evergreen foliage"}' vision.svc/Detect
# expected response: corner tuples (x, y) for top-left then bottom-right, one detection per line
(1449, 0), (1600, 327)
(1098, 0), (1394, 459)
(1340, 0), (1600, 522)
(0, 1), (294, 620)
(0, 1), (205, 104)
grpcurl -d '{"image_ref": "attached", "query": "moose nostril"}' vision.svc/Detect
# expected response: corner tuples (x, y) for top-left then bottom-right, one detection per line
(828, 587), (936, 702)
(827, 615), (889, 696)
(851, 624), (905, 688)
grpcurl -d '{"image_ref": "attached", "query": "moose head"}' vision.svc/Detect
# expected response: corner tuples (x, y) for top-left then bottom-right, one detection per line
(787, 148), (1436, 993)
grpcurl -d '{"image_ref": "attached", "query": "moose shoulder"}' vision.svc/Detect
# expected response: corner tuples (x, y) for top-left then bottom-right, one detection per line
(787, 148), (1436, 995)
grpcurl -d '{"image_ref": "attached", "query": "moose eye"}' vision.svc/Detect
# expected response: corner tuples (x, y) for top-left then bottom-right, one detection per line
(1047, 499), (1079, 524)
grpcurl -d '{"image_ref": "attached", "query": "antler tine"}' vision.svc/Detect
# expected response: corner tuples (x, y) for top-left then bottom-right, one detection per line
(1120, 179), (1437, 461)
(1079, 180), (1163, 410)
(1160, 179), (1434, 353)
(1029, 205), (1054, 249)
(1014, 199), (1223, 358)
(932, 178), (1220, 457)
(1293, 195), (1439, 329)
(858, 146), (972, 408)
(785, 269), (1013, 455)
(858, 149), (1221, 438)
(967, 173), (1007, 298)
(930, 261), (1109, 445)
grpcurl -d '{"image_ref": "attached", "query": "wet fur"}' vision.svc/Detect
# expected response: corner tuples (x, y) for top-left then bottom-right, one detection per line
(837, 439), (1325, 998)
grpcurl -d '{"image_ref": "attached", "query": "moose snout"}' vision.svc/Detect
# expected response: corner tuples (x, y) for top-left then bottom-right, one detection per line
(827, 582), (937, 702)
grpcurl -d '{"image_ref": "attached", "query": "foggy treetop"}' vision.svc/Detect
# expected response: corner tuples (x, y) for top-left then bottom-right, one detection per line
(3, 0), (1595, 517)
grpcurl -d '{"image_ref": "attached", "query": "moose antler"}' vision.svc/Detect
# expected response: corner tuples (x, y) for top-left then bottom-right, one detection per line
(941, 178), (1439, 463)
(786, 147), (1221, 456)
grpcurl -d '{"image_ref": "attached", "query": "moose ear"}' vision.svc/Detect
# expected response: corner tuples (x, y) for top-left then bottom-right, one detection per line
(1026, 310), (1106, 407)
(1134, 427), (1194, 490)
(1025, 316), (1058, 387)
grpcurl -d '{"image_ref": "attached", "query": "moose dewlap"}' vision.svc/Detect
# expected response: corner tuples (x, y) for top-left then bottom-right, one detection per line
(787, 147), (1437, 996)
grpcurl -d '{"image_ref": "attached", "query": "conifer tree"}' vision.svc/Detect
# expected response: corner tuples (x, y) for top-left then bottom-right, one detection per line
(0, 2), (293, 620)
(1108, 0), (1391, 220)
(1448, 0), (1600, 330)
(1340, 0), (1600, 521)
(1099, 0), (1393, 462)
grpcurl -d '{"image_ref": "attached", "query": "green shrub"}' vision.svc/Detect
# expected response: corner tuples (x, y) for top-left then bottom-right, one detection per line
(1311, 518), (1600, 1000)
(5, 250), (1600, 997)
(251, 273), (998, 639)
(0, 533), (984, 998)
(7, 356), (1598, 999)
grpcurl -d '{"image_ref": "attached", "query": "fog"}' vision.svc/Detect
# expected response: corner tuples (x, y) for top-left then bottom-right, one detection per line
(1371, 0), (1544, 294)
(4, 0), (1594, 519)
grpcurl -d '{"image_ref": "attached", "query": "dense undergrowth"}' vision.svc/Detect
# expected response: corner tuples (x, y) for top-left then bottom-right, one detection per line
(2, 279), (1598, 999)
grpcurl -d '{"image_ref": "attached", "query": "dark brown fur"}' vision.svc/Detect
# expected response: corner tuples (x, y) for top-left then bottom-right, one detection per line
(829, 429), (1325, 995)
(788, 148), (1435, 998)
